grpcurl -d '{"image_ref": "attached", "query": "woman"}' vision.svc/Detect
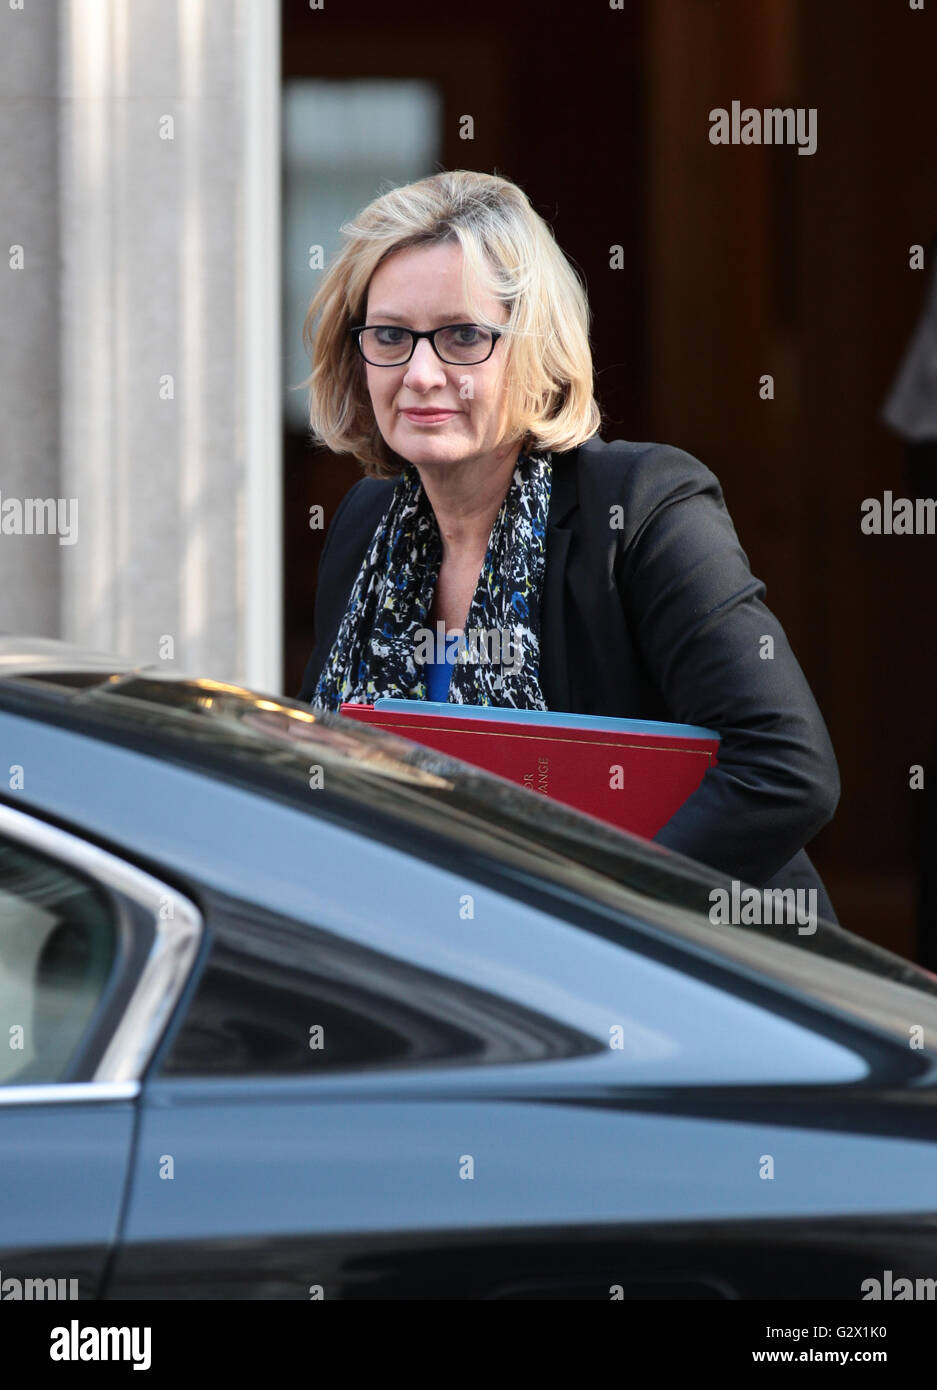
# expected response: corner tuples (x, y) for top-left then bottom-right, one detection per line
(298, 170), (841, 921)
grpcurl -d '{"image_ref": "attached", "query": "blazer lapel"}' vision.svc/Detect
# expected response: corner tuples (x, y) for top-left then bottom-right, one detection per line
(539, 448), (579, 712)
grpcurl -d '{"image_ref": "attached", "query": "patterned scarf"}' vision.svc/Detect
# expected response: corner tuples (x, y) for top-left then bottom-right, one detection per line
(311, 450), (553, 711)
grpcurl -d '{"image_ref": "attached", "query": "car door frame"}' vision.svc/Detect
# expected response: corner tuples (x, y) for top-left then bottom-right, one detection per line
(0, 800), (203, 1299)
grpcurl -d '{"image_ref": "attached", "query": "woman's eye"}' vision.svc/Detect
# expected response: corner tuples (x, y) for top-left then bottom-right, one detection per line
(374, 327), (405, 344)
(454, 326), (481, 343)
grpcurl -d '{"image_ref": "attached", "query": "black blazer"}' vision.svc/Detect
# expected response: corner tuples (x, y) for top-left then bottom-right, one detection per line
(299, 436), (841, 920)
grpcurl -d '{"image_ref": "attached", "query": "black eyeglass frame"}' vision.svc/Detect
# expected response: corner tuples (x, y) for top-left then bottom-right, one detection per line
(350, 323), (502, 366)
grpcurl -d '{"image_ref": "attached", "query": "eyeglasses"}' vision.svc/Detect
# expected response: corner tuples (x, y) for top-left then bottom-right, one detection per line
(350, 323), (502, 367)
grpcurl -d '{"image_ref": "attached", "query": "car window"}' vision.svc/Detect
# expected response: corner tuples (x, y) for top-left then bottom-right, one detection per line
(159, 891), (600, 1079)
(159, 831), (870, 1087)
(0, 837), (119, 1085)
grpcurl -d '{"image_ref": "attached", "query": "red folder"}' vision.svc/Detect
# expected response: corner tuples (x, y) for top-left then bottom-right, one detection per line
(339, 701), (719, 839)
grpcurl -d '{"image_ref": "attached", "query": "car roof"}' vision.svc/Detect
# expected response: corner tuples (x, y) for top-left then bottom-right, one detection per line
(0, 637), (711, 892)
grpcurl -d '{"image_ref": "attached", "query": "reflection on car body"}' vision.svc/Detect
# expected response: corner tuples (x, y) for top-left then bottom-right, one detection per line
(1, 636), (937, 1300)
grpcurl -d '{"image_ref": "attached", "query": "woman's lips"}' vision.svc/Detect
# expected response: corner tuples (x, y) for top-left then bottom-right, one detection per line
(400, 408), (458, 424)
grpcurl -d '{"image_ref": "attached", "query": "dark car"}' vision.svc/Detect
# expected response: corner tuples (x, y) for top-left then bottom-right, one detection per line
(1, 635), (936, 1301)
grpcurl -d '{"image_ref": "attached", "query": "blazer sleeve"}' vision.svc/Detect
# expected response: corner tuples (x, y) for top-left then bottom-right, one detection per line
(615, 444), (840, 885)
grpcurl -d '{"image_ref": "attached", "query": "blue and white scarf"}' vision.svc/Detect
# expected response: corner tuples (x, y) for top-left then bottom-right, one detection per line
(311, 451), (552, 711)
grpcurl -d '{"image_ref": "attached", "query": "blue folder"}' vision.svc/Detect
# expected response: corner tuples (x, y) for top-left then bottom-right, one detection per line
(373, 698), (719, 742)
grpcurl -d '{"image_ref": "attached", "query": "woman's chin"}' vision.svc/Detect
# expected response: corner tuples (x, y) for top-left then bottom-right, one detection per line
(393, 434), (468, 468)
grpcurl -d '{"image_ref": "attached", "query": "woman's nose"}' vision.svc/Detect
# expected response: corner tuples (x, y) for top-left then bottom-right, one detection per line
(403, 338), (448, 389)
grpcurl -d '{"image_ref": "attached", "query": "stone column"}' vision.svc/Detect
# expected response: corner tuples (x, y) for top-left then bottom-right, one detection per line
(51, 0), (281, 688)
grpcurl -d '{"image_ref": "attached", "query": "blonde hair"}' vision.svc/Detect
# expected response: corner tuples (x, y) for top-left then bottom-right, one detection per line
(300, 170), (602, 478)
